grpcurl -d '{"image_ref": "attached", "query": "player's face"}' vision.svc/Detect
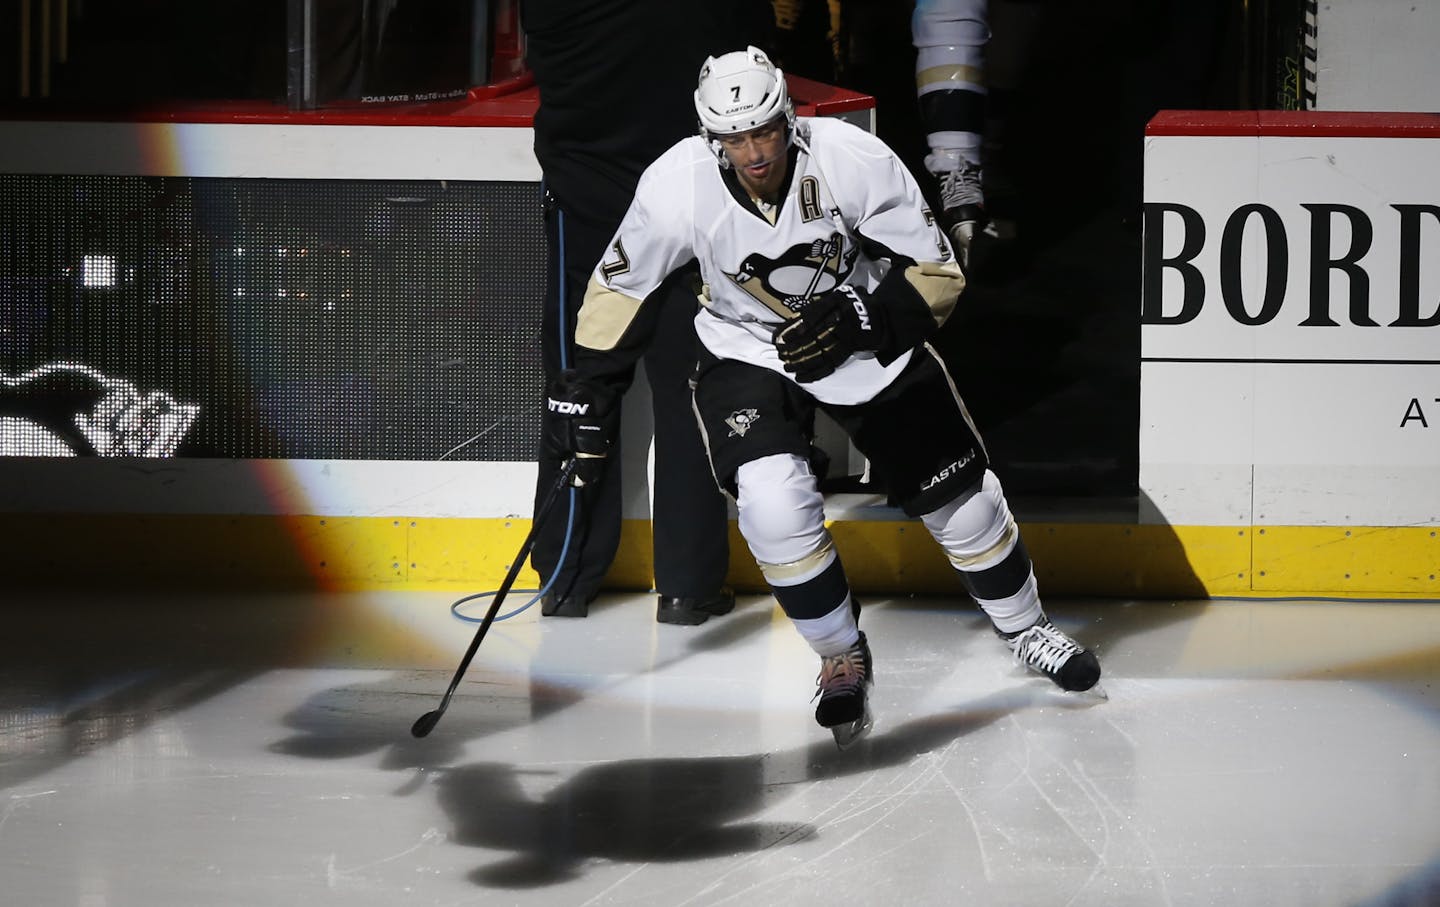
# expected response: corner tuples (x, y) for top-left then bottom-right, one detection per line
(717, 119), (788, 199)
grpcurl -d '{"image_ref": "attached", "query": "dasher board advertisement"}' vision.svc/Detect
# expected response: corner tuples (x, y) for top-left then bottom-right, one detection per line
(1141, 113), (1440, 528)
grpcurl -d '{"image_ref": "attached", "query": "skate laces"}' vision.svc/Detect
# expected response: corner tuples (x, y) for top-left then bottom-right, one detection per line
(938, 165), (985, 212)
(1009, 620), (1081, 675)
(813, 644), (869, 702)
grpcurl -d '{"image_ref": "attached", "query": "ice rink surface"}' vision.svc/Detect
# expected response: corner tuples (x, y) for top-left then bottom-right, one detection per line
(2, 589), (1438, 906)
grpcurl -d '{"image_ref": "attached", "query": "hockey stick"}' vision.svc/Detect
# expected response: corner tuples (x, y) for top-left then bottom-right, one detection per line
(800, 236), (840, 303)
(410, 457), (578, 738)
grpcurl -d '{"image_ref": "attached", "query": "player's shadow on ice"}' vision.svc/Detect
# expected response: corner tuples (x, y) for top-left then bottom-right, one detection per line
(435, 685), (1099, 889)
(266, 604), (778, 777)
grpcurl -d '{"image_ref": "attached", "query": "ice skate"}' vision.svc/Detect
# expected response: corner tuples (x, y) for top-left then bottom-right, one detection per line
(937, 164), (999, 274)
(1001, 617), (1103, 696)
(813, 632), (874, 750)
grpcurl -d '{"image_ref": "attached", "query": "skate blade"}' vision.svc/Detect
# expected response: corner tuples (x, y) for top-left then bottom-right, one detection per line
(1067, 681), (1109, 702)
(830, 710), (874, 751)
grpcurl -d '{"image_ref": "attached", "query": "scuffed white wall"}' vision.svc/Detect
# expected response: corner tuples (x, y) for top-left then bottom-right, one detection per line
(1316, 2), (1440, 111)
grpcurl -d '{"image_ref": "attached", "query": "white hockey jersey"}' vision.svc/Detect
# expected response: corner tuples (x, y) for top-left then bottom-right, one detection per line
(575, 116), (964, 405)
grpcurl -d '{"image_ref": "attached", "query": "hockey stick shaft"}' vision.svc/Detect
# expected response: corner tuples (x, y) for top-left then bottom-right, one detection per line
(411, 458), (577, 737)
(800, 237), (840, 303)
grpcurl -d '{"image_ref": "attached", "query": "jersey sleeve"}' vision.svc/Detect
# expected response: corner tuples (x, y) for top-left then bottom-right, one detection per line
(837, 126), (965, 359)
(572, 148), (700, 389)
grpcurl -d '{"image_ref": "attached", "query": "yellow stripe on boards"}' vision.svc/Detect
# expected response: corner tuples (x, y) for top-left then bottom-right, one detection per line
(1252, 525), (1440, 595)
(7, 515), (1436, 599)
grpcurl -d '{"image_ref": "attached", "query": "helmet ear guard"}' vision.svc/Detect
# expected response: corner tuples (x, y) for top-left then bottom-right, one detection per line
(694, 45), (796, 167)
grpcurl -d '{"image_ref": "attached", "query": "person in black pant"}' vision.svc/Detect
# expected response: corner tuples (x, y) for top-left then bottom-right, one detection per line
(520, 0), (771, 623)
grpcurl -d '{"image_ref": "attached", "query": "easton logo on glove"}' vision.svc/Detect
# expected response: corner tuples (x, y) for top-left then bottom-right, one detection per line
(842, 287), (872, 332)
(543, 371), (616, 487)
(773, 284), (888, 383)
(547, 397), (590, 415)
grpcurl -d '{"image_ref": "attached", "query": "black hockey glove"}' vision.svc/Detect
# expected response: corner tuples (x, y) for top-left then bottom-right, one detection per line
(773, 285), (889, 383)
(543, 371), (617, 487)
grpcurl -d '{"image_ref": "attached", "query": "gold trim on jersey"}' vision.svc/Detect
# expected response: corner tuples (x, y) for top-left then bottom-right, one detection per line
(904, 259), (966, 326)
(576, 275), (644, 351)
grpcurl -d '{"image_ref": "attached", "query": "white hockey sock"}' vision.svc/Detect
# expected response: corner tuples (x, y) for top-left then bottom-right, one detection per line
(791, 597), (861, 657)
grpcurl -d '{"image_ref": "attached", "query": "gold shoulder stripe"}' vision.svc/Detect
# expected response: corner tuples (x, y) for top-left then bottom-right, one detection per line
(904, 259), (965, 326)
(576, 274), (645, 351)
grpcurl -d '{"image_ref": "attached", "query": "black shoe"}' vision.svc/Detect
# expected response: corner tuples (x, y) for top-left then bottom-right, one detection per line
(541, 588), (596, 618)
(656, 588), (735, 625)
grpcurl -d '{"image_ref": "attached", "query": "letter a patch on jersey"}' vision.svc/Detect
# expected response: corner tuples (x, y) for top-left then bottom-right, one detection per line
(799, 177), (824, 222)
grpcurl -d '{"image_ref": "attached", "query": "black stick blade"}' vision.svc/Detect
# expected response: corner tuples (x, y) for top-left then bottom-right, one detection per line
(407, 459), (577, 743)
(411, 709), (443, 738)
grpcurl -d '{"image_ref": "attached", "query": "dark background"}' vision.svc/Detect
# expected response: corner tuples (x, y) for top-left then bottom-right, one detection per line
(0, 1), (1312, 494)
(762, 0), (1297, 499)
(0, 1), (490, 108)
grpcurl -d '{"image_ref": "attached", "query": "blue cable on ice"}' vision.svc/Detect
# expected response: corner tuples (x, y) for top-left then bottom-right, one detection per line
(451, 192), (581, 624)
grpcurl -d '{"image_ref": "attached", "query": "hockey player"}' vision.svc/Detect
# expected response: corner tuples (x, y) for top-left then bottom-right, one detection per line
(545, 46), (1100, 749)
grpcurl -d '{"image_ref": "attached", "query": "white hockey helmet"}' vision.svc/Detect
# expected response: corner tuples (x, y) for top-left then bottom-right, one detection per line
(694, 46), (795, 162)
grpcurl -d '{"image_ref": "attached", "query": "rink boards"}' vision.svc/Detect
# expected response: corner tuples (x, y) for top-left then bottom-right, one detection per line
(1140, 111), (1440, 597)
(1, 107), (1436, 598)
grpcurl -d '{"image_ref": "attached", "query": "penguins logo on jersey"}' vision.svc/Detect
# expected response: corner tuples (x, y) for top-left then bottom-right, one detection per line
(723, 232), (855, 320)
(725, 408), (760, 438)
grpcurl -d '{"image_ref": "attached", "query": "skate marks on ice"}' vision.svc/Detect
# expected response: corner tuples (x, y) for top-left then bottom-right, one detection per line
(418, 674), (1440, 905)
(266, 670), (516, 782)
(258, 597), (1440, 903)
(430, 686), (1079, 890)
(524, 605), (777, 725)
(267, 607), (780, 782)
(0, 664), (264, 792)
